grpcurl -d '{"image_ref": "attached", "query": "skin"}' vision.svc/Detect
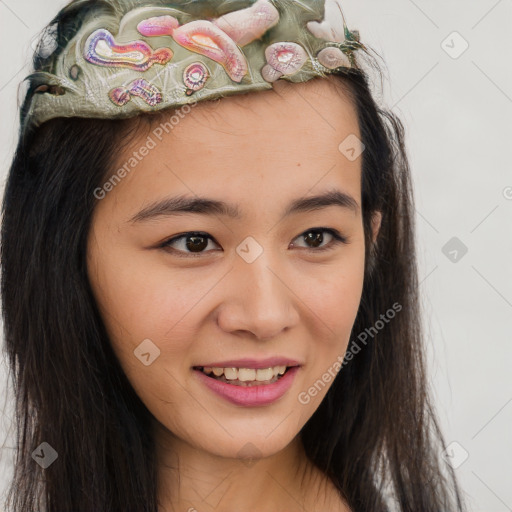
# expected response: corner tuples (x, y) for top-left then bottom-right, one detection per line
(87, 75), (381, 512)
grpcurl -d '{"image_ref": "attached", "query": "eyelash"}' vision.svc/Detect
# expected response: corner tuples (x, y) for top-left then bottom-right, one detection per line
(159, 228), (348, 258)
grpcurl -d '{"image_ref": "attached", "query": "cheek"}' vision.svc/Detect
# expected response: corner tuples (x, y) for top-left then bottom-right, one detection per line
(288, 247), (365, 400)
(87, 249), (199, 413)
(89, 241), (185, 333)
(307, 269), (363, 327)
(291, 248), (365, 340)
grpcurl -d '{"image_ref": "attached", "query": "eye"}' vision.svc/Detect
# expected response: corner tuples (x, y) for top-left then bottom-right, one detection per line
(290, 228), (348, 252)
(159, 228), (348, 258)
(160, 231), (220, 257)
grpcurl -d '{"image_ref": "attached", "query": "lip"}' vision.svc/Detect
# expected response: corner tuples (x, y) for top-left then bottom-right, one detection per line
(193, 365), (300, 407)
(192, 357), (302, 370)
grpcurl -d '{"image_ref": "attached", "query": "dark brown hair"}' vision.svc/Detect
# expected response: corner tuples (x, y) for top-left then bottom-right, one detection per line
(2, 1), (466, 510)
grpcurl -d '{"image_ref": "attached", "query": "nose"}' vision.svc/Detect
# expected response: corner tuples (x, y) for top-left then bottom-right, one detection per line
(216, 250), (300, 340)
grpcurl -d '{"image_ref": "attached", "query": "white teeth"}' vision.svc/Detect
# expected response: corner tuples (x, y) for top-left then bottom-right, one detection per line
(201, 365), (289, 381)
(255, 368), (274, 381)
(224, 367), (237, 380)
(238, 368), (256, 381)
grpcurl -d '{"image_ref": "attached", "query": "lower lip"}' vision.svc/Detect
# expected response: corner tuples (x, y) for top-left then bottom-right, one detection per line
(193, 366), (300, 407)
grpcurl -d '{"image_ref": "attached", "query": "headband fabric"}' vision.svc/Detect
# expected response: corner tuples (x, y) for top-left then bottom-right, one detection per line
(21, 0), (365, 134)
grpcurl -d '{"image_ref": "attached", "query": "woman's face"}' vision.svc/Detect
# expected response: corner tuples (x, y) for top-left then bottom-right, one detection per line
(87, 76), (380, 462)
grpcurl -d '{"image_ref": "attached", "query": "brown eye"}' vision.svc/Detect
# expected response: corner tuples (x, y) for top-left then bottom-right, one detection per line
(290, 228), (348, 252)
(184, 235), (209, 252)
(160, 232), (219, 257)
(160, 228), (348, 259)
(303, 230), (326, 248)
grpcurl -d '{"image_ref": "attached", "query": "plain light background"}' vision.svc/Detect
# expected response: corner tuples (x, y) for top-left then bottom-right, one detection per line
(1, 1), (511, 510)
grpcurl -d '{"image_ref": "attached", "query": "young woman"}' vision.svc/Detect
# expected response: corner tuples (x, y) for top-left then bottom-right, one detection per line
(1, 0), (466, 510)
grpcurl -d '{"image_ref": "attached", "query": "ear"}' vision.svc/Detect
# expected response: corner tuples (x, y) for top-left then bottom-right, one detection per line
(371, 211), (382, 243)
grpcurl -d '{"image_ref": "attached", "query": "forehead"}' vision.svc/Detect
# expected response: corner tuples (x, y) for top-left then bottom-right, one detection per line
(100, 76), (361, 220)
(148, 74), (358, 147)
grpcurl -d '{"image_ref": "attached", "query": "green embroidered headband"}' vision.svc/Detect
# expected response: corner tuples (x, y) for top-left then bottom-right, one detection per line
(21, 0), (365, 135)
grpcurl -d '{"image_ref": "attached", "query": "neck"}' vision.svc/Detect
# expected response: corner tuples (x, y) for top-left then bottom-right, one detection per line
(153, 419), (344, 512)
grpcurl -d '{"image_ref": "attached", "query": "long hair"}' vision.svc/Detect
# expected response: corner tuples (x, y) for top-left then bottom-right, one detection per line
(1, 1), (466, 510)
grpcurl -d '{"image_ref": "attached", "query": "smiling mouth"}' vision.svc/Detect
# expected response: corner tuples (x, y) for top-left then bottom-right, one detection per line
(192, 365), (295, 387)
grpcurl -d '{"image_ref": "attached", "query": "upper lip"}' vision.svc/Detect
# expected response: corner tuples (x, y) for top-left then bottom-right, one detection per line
(193, 357), (303, 370)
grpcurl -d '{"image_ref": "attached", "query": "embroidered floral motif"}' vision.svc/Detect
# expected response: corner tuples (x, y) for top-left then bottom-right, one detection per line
(109, 78), (163, 106)
(84, 29), (173, 71)
(183, 62), (210, 95)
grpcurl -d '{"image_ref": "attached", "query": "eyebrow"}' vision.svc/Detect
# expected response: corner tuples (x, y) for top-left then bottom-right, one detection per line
(127, 189), (360, 224)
